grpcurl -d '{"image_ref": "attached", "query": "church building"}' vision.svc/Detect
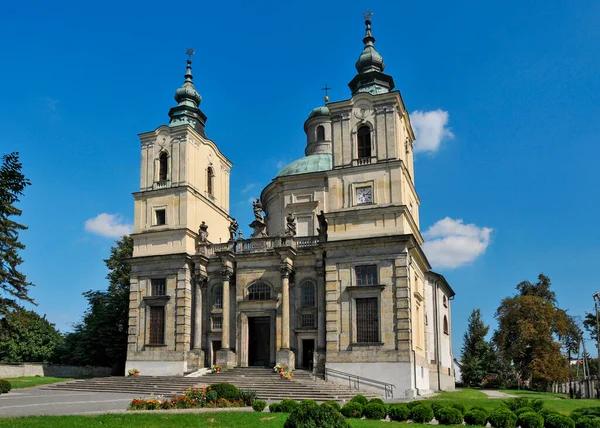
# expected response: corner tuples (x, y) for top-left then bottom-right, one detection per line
(125, 16), (456, 397)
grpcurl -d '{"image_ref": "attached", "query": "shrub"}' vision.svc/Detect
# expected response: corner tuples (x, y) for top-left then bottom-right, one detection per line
(350, 394), (368, 407)
(285, 400), (350, 428)
(270, 402), (282, 413)
(572, 409), (600, 422)
(341, 402), (363, 418)
(503, 398), (543, 413)
(363, 402), (387, 420)
(517, 412), (544, 428)
(0, 380), (11, 394)
(206, 390), (218, 403)
(450, 403), (466, 416)
(411, 403), (434, 423)
(540, 409), (560, 420)
(545, 414), (576, 428)
(434, 404), (450, 420)
(322, 401), (341, 412)
(239, 389), (257, 406)
(576, 416), (600, 428)
(253, 400), (267, 412)
(515, 407), (536, 416)
(437, 407), (464, 425)
(369, 398), (385, 406)
(389, 404), (411, 422)
(209, 383), (240, 402)
(407, 400), (425, 409)
(279, 399), (299, 413)
(465, 409), (489, 426)
(488, 408), (517, 428)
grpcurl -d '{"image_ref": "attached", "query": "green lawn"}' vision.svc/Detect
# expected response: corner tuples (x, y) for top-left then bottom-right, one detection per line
(1, 376), (72, 389)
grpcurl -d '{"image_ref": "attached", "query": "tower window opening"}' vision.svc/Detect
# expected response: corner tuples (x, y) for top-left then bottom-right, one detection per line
(357, 126), (371, 159)
(159, 152), (168, 181)
(316, 125), (325, 141)
(207, 167), (214, 196)
(155, 209), (166, 226)
(443, 315), (449, 335)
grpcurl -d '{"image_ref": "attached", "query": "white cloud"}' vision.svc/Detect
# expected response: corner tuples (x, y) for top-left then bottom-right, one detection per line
(84, 213), (133, 238)
(410, 109), (454, 153)
(422, 217), (493, 269)
(241, 183), (256, 193)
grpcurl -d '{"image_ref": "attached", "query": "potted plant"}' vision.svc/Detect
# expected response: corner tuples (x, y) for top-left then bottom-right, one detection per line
(211, 364), (221, 373)
(273, 363), (284, 373)
(128, 368), (140, 377)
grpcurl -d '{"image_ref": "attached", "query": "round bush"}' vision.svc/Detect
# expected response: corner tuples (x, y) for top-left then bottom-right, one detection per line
(322, 401), (341, 412)
(279, 399), (299, 413)
(369, 398), (385, 406)
(450, 403), (466, 416)
(341, 402), (363, 418)
(252, 400), (267, 412)
(407, 400), (425, 409)
(515, 407), (536, 416)
(517, 411), (544, 428)
(433, 404), (449, 420)
(389, 404), (411, 422)
(208, 383), (240, 402)
(285, 399), (350, 428)
(0, 380), (11, 394)
(437, 407), (464, 425)
(540, 409), (560, 420)
(350, 394), (368, 407)
(465, 409), (489, 426)
(572, 409), (600, 422)
(489, 408), (517, 428)
(363, 402), (387, 420)
(411, 403), (435, 423)
(546, 414), (576, 428)
(576, 416), (600, 428)
(270, 402), (282, 413)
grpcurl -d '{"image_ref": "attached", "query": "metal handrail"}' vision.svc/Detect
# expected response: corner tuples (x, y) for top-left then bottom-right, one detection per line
(323, 367), (396, 399)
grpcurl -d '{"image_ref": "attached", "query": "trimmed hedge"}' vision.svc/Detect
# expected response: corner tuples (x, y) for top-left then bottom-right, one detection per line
(464, 409), (489, 426)
(322, 401), (341, 412)
(517, 412), (543, 428)
(437, 407), (464, 425)
(450, 403), (466, 416)
(341, 402), (363, 419)
(0, 380), (11, 394)
(407, 400), (425, 409)
(514, 407), (536, 416)
(208, 383), (240, 402)
(576, 416), (600, 428)
(252, 400), (267, 412)
(368, 398), (385, 406)
(489, 408), (517, 428)
(411, 403), (434, 423)
(284, 400), (350, 428)
(279, 399), (299, 413)
(363, 402), (387, 420)
(270, 402), (282, 413)
(572, 409), (600, 422)
(389, 404), (411, 422)
(350, 394), (368, 407)
(545, 414), (576, 428)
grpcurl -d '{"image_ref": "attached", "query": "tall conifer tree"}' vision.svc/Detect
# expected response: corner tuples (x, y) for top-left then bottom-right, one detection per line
(461, 308), (493, 386)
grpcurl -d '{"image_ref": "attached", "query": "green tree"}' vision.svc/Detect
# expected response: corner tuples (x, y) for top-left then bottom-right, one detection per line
(57, 236), (132, 372)
(0, 308), (63, 362)
(493, 274), (570, 389)
(0, 152), (33, 314)
(461, 309), (494, 386)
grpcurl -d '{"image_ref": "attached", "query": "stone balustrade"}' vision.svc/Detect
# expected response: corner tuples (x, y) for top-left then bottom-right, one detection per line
(197, 236), (320, 257)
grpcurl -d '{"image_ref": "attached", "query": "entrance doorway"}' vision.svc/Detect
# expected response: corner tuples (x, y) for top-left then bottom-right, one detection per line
(248, 317), (270, 366)
(212, 340), (221, 365)
(301, 339), (315, 369)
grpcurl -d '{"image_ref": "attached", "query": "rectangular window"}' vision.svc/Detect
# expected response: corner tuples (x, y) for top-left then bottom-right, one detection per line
(300, 313), (315, 328)
(356, 297), (379, 343)
(155, 209), (166, 225)
(356, 265), (378, 286)
(212, 316), (222, 330)
(149, 307), (165, 345)
(151, 278), (166, 296)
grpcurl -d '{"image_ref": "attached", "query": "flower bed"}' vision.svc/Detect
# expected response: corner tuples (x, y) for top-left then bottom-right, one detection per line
(128, 386), (248, 411)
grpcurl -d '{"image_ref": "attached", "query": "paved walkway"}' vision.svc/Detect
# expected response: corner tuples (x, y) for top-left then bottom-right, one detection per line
(0, 387), (137, 418)
(480, 389), (517, 398)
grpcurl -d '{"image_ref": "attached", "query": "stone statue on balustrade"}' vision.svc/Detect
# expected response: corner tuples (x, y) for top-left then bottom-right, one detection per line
(317, 210), (328, 241)
(285, 213), (297, 237)
(228, 219), (239, 241)
(249, 199), (268, 238)
(198, 221), (209, 243)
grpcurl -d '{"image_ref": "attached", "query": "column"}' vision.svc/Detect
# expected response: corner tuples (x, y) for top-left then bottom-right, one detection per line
(281, 265), (291, 349)
(192, 275), (206, 349)
(221, 268), (232, 350)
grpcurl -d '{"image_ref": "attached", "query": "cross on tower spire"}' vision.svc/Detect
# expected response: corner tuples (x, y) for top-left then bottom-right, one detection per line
(321, 84), (331, 103)
(186, 47), (195, 60)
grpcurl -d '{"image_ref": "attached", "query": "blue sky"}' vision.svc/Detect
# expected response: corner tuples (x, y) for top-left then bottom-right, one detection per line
(2, 0), (599, 356)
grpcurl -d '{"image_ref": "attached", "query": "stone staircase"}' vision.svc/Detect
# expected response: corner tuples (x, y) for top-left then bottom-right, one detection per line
(43, 367), (378, 401)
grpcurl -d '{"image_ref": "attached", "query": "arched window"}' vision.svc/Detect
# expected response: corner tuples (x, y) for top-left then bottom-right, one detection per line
(443, 315), (449, 335)
(248, 283), (271, 301)
(207, 167), (214, 196)
(159, 152), (168, 181)
(357, 126), (371, 159)
(301, 281), (316, 307)
(213, 285), (223, 309)
(316, 125), (325, 141)
(443, 295), (448, 307)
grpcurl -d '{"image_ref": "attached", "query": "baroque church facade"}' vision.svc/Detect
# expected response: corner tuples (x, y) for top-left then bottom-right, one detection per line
(125, 17), (456, 397)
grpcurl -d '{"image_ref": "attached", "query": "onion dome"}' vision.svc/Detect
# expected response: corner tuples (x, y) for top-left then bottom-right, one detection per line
(355, 18), (385, 74)
(307, 105), (330, 119)
(174, 60), (202, 108)
(168, 55), (208, 137)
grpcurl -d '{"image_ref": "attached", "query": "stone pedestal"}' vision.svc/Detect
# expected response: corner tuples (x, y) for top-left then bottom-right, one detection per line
(249, 220), (267, 237)
(276, 348), (295, 371)
(216, 348), (236, 369)
(188, 349), (205, 371)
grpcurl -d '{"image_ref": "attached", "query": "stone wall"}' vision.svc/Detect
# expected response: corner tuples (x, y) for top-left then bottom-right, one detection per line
(0, 363), (111, 378)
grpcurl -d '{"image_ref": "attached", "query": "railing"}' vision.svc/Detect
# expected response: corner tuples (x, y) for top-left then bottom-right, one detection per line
(355, 156), (375, 166)
(154, 180), (170, 190)
(324, 367), (396, 399)
(198, 236), (320, 257)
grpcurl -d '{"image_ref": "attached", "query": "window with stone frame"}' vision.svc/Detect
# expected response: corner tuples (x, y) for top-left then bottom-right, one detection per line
(356, 297), (379, 343)
(213, 285), (223, 309)
(301, 281), (316, 307)
(207, 167), (214, 196)
(357, 125), (371, 159)
(155, 209), (166, 225)
(159, 152), (168, 181)
(299, 313), (315, 329)
(149, 306), (165, 345)
(151, 278), (166, 296)
(316, 125), (325, 141)
(356, 265), (378, 286)
(212, 316), (222, 330)
(248, 282), (271, 301)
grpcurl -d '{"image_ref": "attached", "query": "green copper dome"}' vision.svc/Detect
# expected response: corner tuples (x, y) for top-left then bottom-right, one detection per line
(307, 106), (330, 119)
(276, 154), (332, 177)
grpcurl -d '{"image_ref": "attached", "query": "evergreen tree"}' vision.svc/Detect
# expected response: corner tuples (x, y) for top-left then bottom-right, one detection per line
(461, 309), (493, 386)
(0, 152), (33, 314)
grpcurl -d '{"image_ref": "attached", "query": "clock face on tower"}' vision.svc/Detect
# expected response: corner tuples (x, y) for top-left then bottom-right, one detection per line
(356, 186), (373, 204)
